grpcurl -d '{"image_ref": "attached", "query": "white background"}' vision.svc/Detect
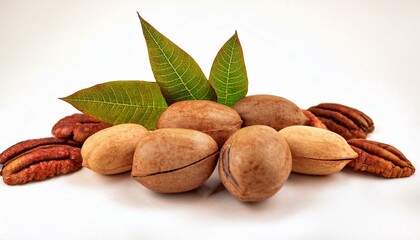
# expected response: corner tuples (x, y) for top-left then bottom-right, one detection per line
(1, 0), (419, 239)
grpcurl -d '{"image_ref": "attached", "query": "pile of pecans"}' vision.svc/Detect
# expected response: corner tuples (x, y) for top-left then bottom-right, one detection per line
(0, 95), (415, 202)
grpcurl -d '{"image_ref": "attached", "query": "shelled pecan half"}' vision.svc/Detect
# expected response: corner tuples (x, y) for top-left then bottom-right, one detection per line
(302, 109), (327, 129)
(0, 137), (82, 185)
(307, 103), (374, 140)
(347, 139), (415, 178)
(52, 113), (112, 143)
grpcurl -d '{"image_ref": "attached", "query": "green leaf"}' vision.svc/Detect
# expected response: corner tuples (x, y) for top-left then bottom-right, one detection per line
(138, 13), (216, 104)
(209, 31), (248, 106)
(60, 81), (168, 130)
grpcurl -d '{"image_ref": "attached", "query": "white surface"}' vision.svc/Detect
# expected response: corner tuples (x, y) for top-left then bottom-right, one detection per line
(1, 0), (419, 239)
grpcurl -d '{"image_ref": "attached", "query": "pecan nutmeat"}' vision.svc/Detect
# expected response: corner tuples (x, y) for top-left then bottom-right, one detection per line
(302, 109), (327, 129)
(347, 139), (415, 178)
(307, 103), (374, 140)
(52, 113), (112, 143)
(0, 137), (82, 185)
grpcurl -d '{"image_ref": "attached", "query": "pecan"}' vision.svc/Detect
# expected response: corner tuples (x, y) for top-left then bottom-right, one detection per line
(0, 137), (82, 185)
(347, 139), (415, 178)
(52, 113), (112, 143)
(307, 103), (374, 140)
(302, 109), (327, 129)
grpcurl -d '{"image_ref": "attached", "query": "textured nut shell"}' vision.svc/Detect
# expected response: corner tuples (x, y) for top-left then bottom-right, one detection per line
(133, 153), (218, 193)
(218, 125), (292, 202)
(156, 100), (242, 147)
(81, 124), (149, 175)
(279, 126), (358, 175)
(292, 157), (352, 175)
(279, 126), (358, 160)
(132, 128), (218, 193)
(232, 95), (308, 131)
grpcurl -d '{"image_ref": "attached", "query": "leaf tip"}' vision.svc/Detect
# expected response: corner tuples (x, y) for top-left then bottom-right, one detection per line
(137, 12), (151, 32)
(232, 30), (240, 42)
(137, 12), (148, 26)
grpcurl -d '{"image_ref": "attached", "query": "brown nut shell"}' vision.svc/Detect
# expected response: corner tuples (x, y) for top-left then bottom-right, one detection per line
(292, 157), (351, 175)
(218, 125), (292, 202)
(132, 128), (218, 193)
(156, 100), (242, 147)
(279, 126), (358, 175)
(81, 124), (149, 175)
(232, 94), (308, 131)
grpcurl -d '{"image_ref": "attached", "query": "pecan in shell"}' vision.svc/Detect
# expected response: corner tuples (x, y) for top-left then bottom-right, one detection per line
(347, 139), (415, 178)
(0, 137), (82, 185)
(52, 113), (112, 143)
(307, 103), (374, 140)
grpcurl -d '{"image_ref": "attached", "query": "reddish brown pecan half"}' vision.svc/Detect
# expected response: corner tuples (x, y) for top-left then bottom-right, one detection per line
(347, 139), (415, 178)
(0, 137), (82, 185)
(52, 113), (112, 143)
(307, 103), (374, 140)
(302, 109), (327, 129)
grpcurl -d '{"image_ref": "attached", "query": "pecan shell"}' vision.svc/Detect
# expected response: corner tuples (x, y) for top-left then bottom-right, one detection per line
(307, 103), (374, 140)
(52, 113), (112, 143)
(0, 137), (82, 185)
(347, 139), (415, 178)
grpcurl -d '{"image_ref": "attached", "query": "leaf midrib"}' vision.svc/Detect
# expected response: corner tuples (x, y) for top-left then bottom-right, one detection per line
(224, 38), (237, 104)
(65, 98), (167, 109)
(142, 21), (196, 100)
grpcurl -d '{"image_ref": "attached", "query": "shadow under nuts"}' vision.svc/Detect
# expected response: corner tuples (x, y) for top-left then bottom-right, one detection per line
(132, 128), (219, 193)
(81, 124), (149, 175)
(232, 94), (308, 131)
(279, 126), (358, 175)
(218, 125), (292, 202)
(156, 100), (242, 147)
